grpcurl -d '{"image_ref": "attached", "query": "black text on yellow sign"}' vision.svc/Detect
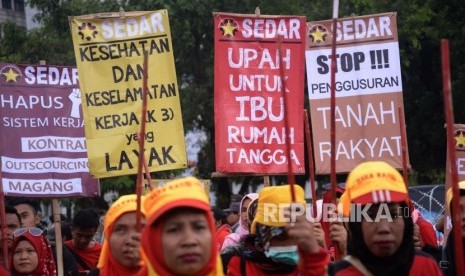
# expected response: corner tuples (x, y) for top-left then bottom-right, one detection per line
(70, 10), (187, 178)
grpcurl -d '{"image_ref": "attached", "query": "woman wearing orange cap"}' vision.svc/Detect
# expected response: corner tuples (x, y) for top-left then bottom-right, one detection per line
(332, 161), (441, 275)
(88, 194), (146, 276)
(137, 177), (223, 276)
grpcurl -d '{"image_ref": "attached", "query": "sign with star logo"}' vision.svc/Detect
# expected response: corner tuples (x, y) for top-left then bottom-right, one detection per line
(0, 63), (99, 197)
(306, 12), (408, 174)
(69, 10), (187, 178)
(447, 125), (465, 180)
(213, 12), (306, 174)
(0, 65), (22, 83)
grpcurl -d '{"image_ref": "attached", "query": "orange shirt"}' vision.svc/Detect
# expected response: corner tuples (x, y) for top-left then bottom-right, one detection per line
(65, 240), (102, 273)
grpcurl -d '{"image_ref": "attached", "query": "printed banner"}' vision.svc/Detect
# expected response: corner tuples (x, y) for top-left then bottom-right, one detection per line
(69, 10), (187, 178)
(0, 63), (99, 197)
(306, 12), (409, 173)
(214, 13), (306, 174)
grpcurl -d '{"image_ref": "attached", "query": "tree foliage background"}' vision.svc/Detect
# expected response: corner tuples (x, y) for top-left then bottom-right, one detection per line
(1, 0), (464, 207)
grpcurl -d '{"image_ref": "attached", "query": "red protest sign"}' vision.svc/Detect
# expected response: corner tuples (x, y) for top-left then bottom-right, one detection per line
(214, 13), (306, 174)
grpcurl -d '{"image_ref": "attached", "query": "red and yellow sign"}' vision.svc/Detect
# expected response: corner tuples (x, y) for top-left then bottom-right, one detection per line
(214, 13), (306, 174)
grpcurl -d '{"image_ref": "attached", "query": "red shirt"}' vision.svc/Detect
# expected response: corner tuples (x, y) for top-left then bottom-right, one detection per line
(65, 240), (102, 273)
(417, 216), (438, 248)
(0, 265), (8, 276)
(216, 224), (231, 250)
(332, 253), (442, 275)
(227, 247), (330, 276)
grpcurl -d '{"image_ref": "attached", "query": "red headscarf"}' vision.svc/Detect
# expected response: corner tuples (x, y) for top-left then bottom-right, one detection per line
(137, 177), (222, 276)
(98, 194), (146, 276)
(10, 231), (56, 276)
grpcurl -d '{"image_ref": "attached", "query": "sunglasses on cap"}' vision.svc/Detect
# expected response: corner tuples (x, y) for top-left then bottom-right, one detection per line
(14, 227), (43, 238)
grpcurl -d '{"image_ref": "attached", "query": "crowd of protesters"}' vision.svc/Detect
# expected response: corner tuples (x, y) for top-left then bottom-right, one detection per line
(0, 161), (464, 275)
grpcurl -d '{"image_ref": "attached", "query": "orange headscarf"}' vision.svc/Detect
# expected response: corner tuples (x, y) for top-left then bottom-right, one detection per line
(97, 194), (146, 276)
(137, 177), (223, 276)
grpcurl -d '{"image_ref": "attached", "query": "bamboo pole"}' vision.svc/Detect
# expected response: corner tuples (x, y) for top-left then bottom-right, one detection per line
(39, 59), (64, 276)
(277, 38), (296, 202)
(136, 52), (149, 231)
(304, 110), (317, 217)
(441, 39), (465, 276)
(52, 199), (64, 276)
(329, 0), (340, 261)
(263, 175), (270, 187)
(398, 107), (409, 187)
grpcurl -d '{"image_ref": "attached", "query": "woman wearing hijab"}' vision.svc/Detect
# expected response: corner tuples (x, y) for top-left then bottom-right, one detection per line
(225, 185), (330, 276)
(443, 181), (465, 276)
(137, 177), (223, 276)
(221, 193), (259, 252)
(10, 227), (56, 276)
(332, 161), (441, 275)
(88, 194), (146, 276)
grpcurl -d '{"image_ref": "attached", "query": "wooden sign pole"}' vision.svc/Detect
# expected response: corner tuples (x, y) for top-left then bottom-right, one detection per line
(136, 52), (149, 231)
(441, 39), (464, 276)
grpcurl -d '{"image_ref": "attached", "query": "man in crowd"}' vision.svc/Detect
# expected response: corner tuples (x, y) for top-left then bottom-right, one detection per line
(8, 198), (41, 228)
(212, 206), (230, 250)
(0, 206), (21, 272)
(224, 202), (241, 233)
(65, 209), (102, 274)
(47, 223), (79, 276)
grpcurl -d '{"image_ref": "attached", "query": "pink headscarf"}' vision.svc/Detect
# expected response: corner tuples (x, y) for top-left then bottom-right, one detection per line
(221, 193), (258, 251)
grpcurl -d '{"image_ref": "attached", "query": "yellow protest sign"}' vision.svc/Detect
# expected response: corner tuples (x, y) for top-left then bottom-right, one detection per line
(69, 10), (187, 178)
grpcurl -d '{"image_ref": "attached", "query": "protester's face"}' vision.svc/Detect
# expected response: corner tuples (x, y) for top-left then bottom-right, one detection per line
(13, 240), (38, 273)
(161, 210), (212, 276)
(6, 213), (21, 248)
(71, 227), (97, 250)
(14, 204), (40, 227)
(240, 198), (252, 229)
(110, 212), (145, 268)
(226, 212), (239, 226)
(269, 232), (295, 247)
(362, 203), (404, 257)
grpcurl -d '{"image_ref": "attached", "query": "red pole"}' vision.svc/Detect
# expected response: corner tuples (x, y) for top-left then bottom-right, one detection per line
(441, 39), (465, 276)
(304, 110), (317, 217)
(330, 0), (340, 261)
(278, 38), (296, 202)
(398, 107), (409, 187)
(136, 52), (149, 231)
(0, 172), (8, 269)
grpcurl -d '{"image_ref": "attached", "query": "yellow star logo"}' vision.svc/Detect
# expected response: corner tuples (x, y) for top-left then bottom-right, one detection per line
(2, 68), (19, 82)
(456, 131), (465, 149)
(221, 20), (237, 37)
(311, 28), (326, 43)
(78, 22), (98, 41)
